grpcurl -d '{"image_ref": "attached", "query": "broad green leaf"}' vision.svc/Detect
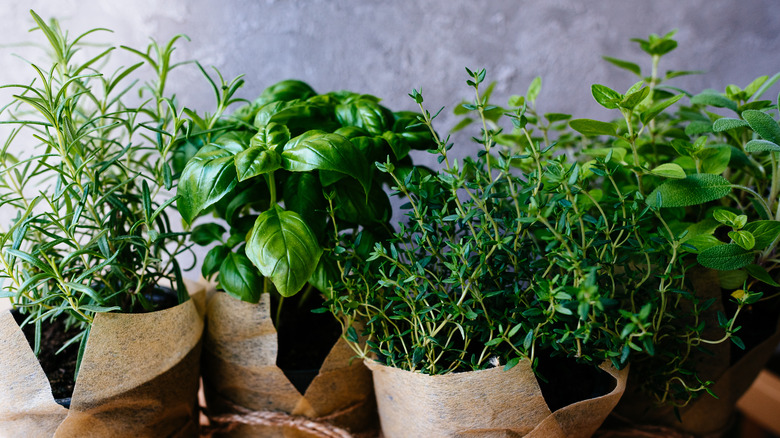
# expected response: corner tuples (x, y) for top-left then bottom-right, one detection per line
(283, 172), (326, 239)
(745, 264), (780, 287)
(245, 207), (323, 297)
(697, 243), (754, 271)
(640, 94), (684, 125)
(250, 122), (291, 152)
(255, 79), (316, 106)
(569, 119), (618, 137)
(745, 139), (780, 153)
(650, 163), (686, 179)
(177, 144), (238, 224)
(602, 56), (641, 76)
(647, 174), (731, 208)
(728, 230), (755, 250)
(743, 220), (780, 249)
(308, 256), (340, 295)
(712, 118), (749, 132)
(218, 252), (263, 303)
(202, 245), (230, 279)
(743, 109), (780, 145)
(685, 121), (713, 136)
(683, 234), (722, 253)
(235, 147), (283, 181)
(713, 209), (745, 228)
(698, 145), (731, 174)
(690, 92), (738, 112)
(719, 269), (748, 290)
(332, 178), (391, 225)
(281, 131), (371, 195)
(191, 223), (226, 245)
(591, 84), (622, 109)
(336, 99), (392, 135)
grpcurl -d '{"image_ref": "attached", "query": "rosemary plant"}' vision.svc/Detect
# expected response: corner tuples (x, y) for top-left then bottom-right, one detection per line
(0, 11), (192, 372)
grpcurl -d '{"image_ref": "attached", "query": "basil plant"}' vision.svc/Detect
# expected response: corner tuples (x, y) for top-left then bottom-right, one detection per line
(177, 79), (433, 303)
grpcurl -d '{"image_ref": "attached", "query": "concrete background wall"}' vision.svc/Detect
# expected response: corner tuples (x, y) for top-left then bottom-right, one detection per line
(1, 0), (779, 277)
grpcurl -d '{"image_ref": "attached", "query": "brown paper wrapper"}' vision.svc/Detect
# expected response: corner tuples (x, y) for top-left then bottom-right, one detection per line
(613, 269), (780, 437)
(366, 359), (628, 438)
(0, 281), (205, 438)
(202, 292), (377, 438)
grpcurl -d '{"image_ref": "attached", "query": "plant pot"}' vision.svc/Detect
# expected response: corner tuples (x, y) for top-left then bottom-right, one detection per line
(366, 358), (627, 438)
(612, 269), (780, 436)
(202, 292), (377, 437)
(0, 281), (206, 437)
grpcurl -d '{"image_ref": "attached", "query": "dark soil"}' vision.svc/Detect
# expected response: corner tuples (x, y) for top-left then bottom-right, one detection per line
(12, 310), (78, 405)
(535, 354), (616, 412)
(271, 292), (343, 394)
(10, 286), (181, 407)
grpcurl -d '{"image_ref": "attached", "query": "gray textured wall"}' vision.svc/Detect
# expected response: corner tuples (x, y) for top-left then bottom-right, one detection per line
(1, 0), (779, 278)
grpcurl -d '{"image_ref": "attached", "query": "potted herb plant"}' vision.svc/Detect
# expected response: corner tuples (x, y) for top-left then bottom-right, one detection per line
(0, 11), (204, 437)
(325, 68), (687, 437)
(565, 31), (780, 436)
(177, 73), (434, 436)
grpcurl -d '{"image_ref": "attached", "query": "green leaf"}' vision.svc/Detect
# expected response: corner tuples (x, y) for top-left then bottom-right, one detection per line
(719, 270), (748, 290)
(591, 84), (622, 109)
(235, 146), (283, 181)
(728, 230), (755, 250)
(712, 118), (749, 132)
(745, 139), (780, 153)
(218, 252), (263, 303)
(569, 119), (618, 137)
(527, 76), (542, 104)
(743, 109), (780, 145)
(640, 94), (684, 125)
(202, 245), (230, 279)
(650, 163), (686, 179)
(191, 223), (226, 245)
(335, 98), (392, 135)
(690, 92), (738, 112)
(697, 244), (754, 271)
(177, 144), (238, 224)
(621, 85), (650, 110)
(745, 264), (780, 287)
(646, 174), (731, 208)
(281, 131), (371, 195)
(743, 221), (780, 249)
(698, 145), (731, 174)
(245, 207), (323, 297)
(602, 56), (641, 76)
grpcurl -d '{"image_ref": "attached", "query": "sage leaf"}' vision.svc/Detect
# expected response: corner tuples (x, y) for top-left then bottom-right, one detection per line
(177, 144), (238, 224)
(712, 118), (749, 132)
(697, 244), (754, 271)
(569, 119), (618, 137)
(646, 174), (731, 208)
(218, 252), (263, 303)
(743, 109), (780, 145)
(745, 139), (780, 153)
(281, 130), (371, 195)
(650, 163), (686, 179)
(690, 92), (738, 112)
(245, 206), (323, 297)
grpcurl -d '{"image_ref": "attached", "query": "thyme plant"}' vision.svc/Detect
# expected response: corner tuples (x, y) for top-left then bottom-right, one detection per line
(0, 12), (192, 372)
(328, 68), (663, 378)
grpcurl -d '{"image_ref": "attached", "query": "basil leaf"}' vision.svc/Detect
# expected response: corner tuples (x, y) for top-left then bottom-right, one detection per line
(218, 252), (263, 303)
(177, 144), (238, 223)
(235, 147), (283, 181)
(245, 207), (323, 297)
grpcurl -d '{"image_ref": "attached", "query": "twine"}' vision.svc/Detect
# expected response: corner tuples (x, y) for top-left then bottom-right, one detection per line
(201, 397), (361, 438)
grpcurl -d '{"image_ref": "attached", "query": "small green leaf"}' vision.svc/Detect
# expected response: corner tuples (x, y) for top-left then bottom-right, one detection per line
(602, 56), (641, 76)
(729, 230), (755, 250)
(591, 84), (622, 109)
(745, 264), (780, 287)
(743, 109), (780, 145)
(640, 94), (684, 125)
(646, 174), (731, 208)
(569, 119), (618, 137)
(697, 244), (754, 271)
(621, 85), (650, 110)
(743, 221), (780, 249)
(202, 245), (230, 279)
(527, 76), (542, 104)
(191, 223), (226, 245)
(650, 163), (686, 179)
(245, 207), (323, 297)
